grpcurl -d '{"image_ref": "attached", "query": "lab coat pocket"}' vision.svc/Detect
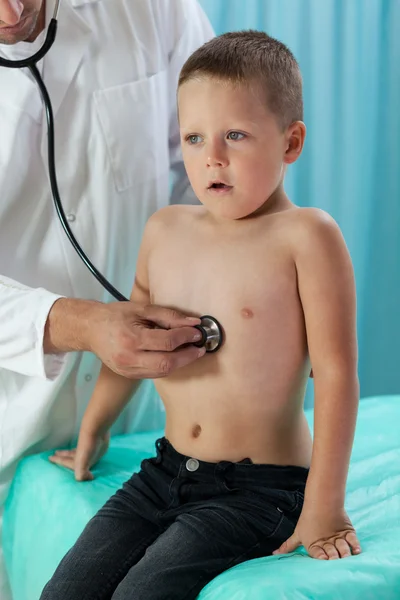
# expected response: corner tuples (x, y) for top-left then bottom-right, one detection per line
(93, 71), (170, 192)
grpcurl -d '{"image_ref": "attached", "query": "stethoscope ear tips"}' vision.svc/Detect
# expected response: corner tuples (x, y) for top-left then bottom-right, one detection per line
(193, 315), (223, 353)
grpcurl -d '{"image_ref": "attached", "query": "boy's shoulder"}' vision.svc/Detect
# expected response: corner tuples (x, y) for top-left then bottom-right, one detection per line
(283, 206), (345, 259)
(146, 204), (205, 228)
(141, 204), (206, 250)
(283, 206), (340, 241)
(285, 206), (336, 229)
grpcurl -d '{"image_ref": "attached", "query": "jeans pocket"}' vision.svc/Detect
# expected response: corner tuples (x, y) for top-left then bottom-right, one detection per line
(268, 489), (302, 515)
(222, 480), (241, 493)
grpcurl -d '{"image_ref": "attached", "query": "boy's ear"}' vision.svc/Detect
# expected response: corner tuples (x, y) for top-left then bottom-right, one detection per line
(283, 121), (306, 164)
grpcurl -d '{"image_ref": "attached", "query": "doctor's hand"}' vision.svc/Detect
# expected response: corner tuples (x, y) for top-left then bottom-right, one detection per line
(87, 301), (206, 379)
(49, 430), (110, 481)
(45, 298), (205, 379)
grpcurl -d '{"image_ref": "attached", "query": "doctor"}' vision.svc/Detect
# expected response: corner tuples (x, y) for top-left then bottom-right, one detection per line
(0, 0), (214, 597)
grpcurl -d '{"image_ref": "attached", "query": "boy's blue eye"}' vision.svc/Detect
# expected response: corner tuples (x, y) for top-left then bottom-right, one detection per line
(188, 135), (202, 144)
(227, 131), (244, 141)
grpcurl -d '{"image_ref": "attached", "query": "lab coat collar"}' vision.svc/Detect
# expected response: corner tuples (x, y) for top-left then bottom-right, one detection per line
(42, 0), (92, 116)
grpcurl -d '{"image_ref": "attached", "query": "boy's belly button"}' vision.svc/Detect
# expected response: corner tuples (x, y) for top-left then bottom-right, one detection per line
(191, 423), (202, 438)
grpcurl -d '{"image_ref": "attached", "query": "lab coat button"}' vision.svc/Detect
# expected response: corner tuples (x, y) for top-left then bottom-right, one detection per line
(66, 213), (76, 222)
(186, 458), (199, 472)
(84, 374), (92, 382)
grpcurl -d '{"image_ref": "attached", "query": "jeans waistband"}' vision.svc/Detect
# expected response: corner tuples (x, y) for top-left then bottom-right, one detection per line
(154, 437), (308, 492)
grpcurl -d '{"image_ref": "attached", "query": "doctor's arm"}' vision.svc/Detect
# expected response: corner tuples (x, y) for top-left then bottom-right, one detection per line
(0, 275), (66, 379)
(0, 272), (202, 380)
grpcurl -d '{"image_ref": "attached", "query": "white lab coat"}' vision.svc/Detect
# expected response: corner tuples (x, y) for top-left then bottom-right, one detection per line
(0, 0), (213, 596)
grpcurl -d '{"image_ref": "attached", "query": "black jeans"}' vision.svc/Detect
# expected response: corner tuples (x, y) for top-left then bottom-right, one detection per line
(41, 437), (308, 600)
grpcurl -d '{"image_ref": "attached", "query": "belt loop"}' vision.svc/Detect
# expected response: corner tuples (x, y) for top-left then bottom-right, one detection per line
(154, 437), (166, 464)
(214, 460), (232, 485)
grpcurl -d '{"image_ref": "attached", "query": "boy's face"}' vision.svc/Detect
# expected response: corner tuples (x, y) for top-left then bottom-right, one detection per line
(178, 77), (304, 221)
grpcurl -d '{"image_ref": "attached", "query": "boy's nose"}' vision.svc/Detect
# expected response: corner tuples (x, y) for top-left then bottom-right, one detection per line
(0, 0), (24, 25)
(206, 151), (229, 168)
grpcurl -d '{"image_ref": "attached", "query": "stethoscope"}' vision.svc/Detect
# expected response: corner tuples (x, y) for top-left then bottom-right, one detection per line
(0, 0), (223, 352)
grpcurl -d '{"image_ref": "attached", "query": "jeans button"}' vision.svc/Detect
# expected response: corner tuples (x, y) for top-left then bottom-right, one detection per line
(186, 458), (199, 472)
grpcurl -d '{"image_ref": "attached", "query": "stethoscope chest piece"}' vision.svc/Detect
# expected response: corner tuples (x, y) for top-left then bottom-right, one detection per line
(193, 315), (223, 353)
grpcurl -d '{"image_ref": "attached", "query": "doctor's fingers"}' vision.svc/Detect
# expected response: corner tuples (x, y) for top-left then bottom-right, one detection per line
(139, 304), (201, 329)
(137, 325), (203, 352)
(124, 345), (206, 379)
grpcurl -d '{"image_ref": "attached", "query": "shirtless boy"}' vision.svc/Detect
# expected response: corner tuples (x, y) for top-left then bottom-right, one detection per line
(43, 31), (361, 600)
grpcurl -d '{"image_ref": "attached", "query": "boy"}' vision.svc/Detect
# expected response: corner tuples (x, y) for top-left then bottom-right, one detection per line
(43, 31), (361, 600)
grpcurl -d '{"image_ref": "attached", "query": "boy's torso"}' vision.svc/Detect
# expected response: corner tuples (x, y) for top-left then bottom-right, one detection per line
(148, 204), (313, 468)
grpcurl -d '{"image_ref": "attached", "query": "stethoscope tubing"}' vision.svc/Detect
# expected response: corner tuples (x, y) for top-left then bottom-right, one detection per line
(0, 3), (127, 300)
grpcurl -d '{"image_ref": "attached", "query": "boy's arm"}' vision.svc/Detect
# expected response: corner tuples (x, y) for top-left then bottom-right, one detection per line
(274, 208), (361, 559)
(77, 213), (159, 438)
(49, 216), (156, 478)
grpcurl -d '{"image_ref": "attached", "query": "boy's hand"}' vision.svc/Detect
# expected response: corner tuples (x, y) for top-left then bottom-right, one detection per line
(49, 430), (110, 481)
(273, 507), (361, 560)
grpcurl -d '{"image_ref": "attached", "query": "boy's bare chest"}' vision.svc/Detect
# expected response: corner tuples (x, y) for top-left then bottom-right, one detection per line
(148, 233), (299, 329)
(151, 223), (308, 402)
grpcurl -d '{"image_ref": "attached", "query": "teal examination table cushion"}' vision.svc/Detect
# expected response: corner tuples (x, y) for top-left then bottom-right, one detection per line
(4, 395), (400, 599)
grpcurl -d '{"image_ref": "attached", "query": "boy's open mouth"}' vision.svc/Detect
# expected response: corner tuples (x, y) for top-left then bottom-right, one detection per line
(208, 181), (233, 191)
